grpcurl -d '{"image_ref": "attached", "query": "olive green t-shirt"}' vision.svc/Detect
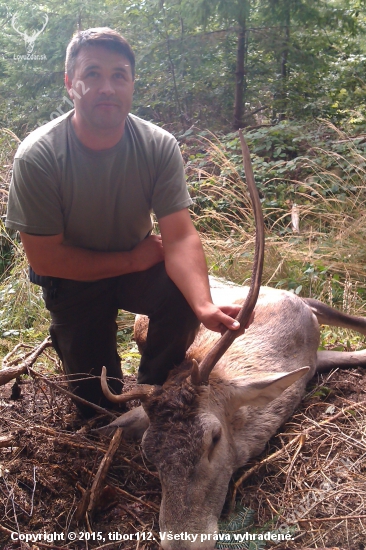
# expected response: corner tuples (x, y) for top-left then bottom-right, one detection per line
(6, 111), (192, 252)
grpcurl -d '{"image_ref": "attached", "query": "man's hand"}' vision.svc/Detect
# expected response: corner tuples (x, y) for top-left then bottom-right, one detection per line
(197, 302), (254, 335)
(131, 235), (164, 272)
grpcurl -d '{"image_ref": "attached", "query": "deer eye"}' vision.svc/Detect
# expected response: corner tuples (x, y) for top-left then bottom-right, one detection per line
(212, 427), (221, 446)
(208, 426), (222, 461)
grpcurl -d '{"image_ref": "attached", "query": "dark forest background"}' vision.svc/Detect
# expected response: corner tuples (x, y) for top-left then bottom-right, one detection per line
(0, 0), (365, 136)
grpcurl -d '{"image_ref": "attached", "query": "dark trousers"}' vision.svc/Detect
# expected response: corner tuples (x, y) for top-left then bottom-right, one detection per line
(42, 262), (200, 416)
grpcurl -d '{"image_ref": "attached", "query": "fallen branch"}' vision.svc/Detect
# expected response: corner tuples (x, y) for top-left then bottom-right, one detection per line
(113, 485), (160, 512)
(0, 522), (13, 535)
(31, 424), (108, 453)
(87, 427), (123, 517)
(284, 433), (306, 489)
(0, 337), (52, 386)
(0, 434), (15, 448)
(2, 342), (33, 366)
(297, 514), (366, 524)
(119, 454), (159, 479)
(118, 502), (146, 526)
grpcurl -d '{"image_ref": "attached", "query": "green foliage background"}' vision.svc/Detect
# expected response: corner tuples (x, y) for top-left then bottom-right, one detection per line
(0, 0), (365, 135)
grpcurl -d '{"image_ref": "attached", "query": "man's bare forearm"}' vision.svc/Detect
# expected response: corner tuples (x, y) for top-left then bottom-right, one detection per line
(20, 232), (164, 281)
(163, 232), (212, 315)
(159, 208), (242, 333)
(29, 243), (135, 280)
(163, 233), (241, 333)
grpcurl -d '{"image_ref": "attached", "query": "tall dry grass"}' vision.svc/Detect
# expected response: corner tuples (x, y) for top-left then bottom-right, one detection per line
(0, 129), (50, 353)
(189, 129), (366, 321)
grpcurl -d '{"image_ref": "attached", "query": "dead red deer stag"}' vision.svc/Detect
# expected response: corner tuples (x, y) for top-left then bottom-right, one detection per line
(100, 131), (366, 550)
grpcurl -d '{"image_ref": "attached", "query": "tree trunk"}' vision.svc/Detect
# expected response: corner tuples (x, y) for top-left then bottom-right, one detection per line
(278, 4), (290, 121)
(77, 9), (82, 31)
(281, 25), (290, 80)
(162, 1), (187, 131)
(233, 25), (246, 129)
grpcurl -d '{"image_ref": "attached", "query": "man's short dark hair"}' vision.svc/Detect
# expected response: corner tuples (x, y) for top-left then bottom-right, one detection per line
(65, 27), (135, 79)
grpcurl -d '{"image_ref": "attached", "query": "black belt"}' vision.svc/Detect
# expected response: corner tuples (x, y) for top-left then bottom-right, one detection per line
(29, 266), (60, 298)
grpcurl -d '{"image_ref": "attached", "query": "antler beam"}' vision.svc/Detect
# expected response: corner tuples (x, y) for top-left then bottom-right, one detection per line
(195, 130), (265, 384)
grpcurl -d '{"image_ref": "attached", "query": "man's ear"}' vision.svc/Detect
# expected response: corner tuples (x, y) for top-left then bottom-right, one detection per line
(225, 366), (310, 411)
(65, 73), (74, 101)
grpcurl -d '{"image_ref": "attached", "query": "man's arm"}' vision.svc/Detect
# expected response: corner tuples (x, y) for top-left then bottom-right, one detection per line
(20, 232), (164, 281)
(159, 208), (242, 334)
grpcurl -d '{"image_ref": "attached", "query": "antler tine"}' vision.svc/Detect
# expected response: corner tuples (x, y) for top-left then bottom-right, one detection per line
(196, 130), (265, 385)
(28, 15), (48, 44)
(100, 366), (155, 403)
(11, 14), (22, 35)
(36, 14), (49, 36)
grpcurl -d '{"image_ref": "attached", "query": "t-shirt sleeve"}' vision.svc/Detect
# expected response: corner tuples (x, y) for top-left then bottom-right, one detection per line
(151, 140), (192, 219)
(6, 157), (64, 235)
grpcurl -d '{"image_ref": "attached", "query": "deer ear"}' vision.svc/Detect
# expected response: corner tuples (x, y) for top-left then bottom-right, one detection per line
(92, 405), (149, 441)
(226, 367), (310, 410)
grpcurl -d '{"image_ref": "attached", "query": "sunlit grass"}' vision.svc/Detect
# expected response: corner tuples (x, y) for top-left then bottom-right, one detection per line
(189, 129), (366, 324)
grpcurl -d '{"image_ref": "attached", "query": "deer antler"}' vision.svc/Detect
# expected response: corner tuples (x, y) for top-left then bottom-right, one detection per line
(100, 366), (155, 403)
(31, 14), (48, 39)
(194, 130), (265, 385)
(11, 14), (24, 37)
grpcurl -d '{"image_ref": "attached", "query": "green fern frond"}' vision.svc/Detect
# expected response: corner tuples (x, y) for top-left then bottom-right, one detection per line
(215, 504), (295, 549)
(216, 505), (265, 550)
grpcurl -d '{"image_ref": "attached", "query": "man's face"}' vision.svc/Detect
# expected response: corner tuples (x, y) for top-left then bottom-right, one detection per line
(65, 45), (134, 131)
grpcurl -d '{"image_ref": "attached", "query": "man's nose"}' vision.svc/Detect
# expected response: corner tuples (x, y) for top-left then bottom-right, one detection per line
(98, 78), (115, 95)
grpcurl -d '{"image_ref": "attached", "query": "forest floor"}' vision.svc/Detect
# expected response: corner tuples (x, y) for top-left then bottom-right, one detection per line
(0, 344), (366, 550)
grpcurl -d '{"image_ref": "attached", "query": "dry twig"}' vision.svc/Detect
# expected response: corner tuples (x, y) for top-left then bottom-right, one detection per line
(77, 428), (124, 519)
(112, 486), (160, 513)
(0, 337), (52, 386)
(0, 434), (14, 448)
(28, 366), (117, 419)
